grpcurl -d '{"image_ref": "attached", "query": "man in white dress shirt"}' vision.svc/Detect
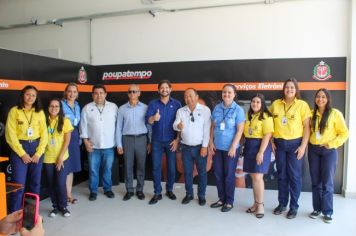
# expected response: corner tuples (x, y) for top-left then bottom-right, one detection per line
(80, 84), (118, 201)
(173, 88), (211, 206)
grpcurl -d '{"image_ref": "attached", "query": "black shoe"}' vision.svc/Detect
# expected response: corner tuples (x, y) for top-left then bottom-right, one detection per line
(309, 210), (321, 219)
(181, 195), (193, 205)
(123, 192), (134, 201)
(48, 208), (59, 218)
(210, 201), (224, 208)
(149, 194), (162, 205)
(221, 204), (233, 212)
(61, 208), (71, 217)
(89, 192), (97, 201)
(198, 197), (206, 206)
(273, 204), (287, 215)
(323, 214), (333, 223)
(136, 191), (145, 200)
(286, 209), (298, 219)
(104, 191), (115, 199)
(166, 191), (177, 200)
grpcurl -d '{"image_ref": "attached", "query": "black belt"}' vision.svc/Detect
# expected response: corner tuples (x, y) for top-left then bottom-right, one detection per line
(124, 133), (147, 138)
(181, 143), (202, 148)
(20, 138), (40, 143)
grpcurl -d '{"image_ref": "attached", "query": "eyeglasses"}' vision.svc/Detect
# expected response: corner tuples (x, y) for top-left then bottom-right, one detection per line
(190, 112), (195, 122)
(128, 90), (139, 94)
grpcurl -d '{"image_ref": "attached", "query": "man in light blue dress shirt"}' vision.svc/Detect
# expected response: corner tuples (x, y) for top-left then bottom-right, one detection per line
(116, 84), (150, 201)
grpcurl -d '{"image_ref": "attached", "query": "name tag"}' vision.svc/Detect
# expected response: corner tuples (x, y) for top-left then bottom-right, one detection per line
(74, 118), (78, 126)
(50, 138), (56, 146)
(281, 116), (287, 126)
(316, 131), (321, 140)
(248, 127), (252, 135)
(27, 127), (33, 137)
(220, 121), (225, 131)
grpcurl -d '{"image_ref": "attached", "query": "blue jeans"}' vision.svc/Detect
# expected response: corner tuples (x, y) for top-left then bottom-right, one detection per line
(88, 148), (114, 193)
(151, 141), (176, 194)
(181, 144), (207, 197)
(308, 144), (337, 215)
(274, 138), (303, 210)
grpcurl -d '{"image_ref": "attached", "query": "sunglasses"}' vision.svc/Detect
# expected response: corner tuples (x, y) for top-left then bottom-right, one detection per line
(190, 112), (195, 122)
(128, 90), (139, 94)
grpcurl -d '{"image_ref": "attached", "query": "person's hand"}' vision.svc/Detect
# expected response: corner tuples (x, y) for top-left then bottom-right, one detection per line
(256, 151), (263, 165)
(117, 147), (124, 155)
(31, 155), (41, 164)
(271, 141), (276, 155)
(177, 121), (184, 131)
(227, 145), (237, 158)
(84, 139), (94, 153)
(170, 139), (179, 152)
(200, 147), (208, 157)
(0, 210), (23, 235)
(21, 154), (32, 164)
(20, 215), (45, 236)
(295, 145), (306, 160)
(153, 109), (161, 122)
(147, 143), (151, 154)
(56, 157), (64, 171)
(208, 142), (216, 156)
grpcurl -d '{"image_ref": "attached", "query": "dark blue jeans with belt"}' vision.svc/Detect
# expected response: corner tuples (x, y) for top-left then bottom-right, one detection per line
(274, 138), (303, 210)
(308, 143), (337, 215)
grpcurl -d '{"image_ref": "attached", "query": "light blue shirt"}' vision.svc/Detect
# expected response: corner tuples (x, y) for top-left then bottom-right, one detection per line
(211, 101), (245, 151)
(61, 100), (81, 127)
(116, 101), (149, 148)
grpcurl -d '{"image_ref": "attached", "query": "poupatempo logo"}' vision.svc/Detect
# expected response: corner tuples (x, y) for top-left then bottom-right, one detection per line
(102, 70), (152, 80)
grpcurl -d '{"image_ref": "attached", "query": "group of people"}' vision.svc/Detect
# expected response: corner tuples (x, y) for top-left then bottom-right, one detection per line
(3, 78), (348, 231)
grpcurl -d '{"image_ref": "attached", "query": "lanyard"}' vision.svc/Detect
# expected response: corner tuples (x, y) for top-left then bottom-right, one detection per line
(283, 102), (295, 117)
(48, 119), (58, 138)
(23, 110), (33, 126)
(222, 108), (232, 122)
(64, 100), (77, 116)
(95, 102), (105, 116)
(249, 113), (259, 128)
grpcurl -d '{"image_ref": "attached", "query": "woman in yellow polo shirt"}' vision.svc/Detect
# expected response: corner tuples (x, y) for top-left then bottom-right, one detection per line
(5, 85), (48, 213)
(243, 93), (274, 219)
(308, 88), (348, 224)
(269, 78), (311, 219)
(44, 98), (73, 218)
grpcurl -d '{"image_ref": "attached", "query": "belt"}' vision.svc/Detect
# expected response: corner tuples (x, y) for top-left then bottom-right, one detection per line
(19, 138), (40, 143)
(181, 143), (202, 148)
(124, 133), (147, 138)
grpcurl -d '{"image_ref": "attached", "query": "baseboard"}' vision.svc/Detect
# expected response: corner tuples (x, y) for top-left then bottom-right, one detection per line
(342, 188), (356, 198)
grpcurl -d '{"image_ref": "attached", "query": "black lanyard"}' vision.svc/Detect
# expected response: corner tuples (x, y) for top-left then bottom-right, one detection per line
(283, 102), (295, 117)
(222, 108), (232, 122)
(249, 113), (259, 128)
(95, 103), (105, 116)
(23, 110), (33, 126)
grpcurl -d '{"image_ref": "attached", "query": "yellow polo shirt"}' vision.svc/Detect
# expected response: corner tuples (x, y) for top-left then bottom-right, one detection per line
(44, 117), (73, 164)
(309, 108), (348, 149)
(5, 106), (48, 157)
(269, 98), (311, 140)
(244, 112), (274, 139)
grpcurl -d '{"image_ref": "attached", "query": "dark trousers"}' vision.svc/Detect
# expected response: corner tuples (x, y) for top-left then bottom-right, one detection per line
(44, 161), (68, 210)
(181, 144), (207, 197)
(9, 140), (43, 213)
(308, 144), (337, 215)
(213, 149), (239, 205)
(151, 140), (176, 194)
(274, 138), (303, 210)
(122, 135), (147, 192)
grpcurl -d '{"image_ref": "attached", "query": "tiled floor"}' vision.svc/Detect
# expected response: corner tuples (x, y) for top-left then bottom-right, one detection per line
(38, 181), (356, 236)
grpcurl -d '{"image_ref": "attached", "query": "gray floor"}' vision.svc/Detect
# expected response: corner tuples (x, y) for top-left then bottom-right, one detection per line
(39, 181), (356, 236)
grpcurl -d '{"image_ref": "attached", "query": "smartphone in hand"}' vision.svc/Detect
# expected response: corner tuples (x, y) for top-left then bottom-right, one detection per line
(22, 192), (39, 230)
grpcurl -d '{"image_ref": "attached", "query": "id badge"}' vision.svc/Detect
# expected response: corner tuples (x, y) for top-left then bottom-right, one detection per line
(27, 127), (33, 137)
(74, 118), (78, 126)
(281, 116), (287, 126)
(220, 121), (225, 131)
(248, 127), (252, 136)
(316, 131), (321, 140)
(50, 138), (55, 146)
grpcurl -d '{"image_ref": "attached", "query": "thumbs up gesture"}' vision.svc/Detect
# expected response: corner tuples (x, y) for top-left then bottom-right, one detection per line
(177, 120), (184, 131)
(153, 109), (161, 122)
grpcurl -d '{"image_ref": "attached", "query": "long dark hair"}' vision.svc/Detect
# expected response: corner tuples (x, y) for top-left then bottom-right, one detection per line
(248, 93), (272, 121)
(311, 88), (332, 134)
(282, 78), (301, 100)
(17, 85), (43, 112)
(46, 98), (65, 133)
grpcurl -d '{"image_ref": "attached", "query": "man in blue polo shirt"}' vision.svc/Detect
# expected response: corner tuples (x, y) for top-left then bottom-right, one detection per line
(146, 80), (181, 205)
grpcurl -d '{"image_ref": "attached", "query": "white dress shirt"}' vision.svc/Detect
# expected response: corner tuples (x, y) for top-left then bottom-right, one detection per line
(173, 103), (211, 147)
(80, 100), (118, 149)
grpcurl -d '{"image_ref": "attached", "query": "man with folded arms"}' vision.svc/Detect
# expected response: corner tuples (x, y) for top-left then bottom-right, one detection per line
(173, 88), (211, 206)
(116, 84), (150, 201)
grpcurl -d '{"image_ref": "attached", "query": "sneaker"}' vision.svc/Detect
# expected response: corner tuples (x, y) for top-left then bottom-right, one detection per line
(323, 214), (333, 223)
(48, 208), (59, 218)
(104, 191), (115, 199)
(89, 192), (97, 201)
(61, 208), (71, 217)
(273, 204), (287, 215)
(286, 209), (298, 219)
(309, 210), (321, 219)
